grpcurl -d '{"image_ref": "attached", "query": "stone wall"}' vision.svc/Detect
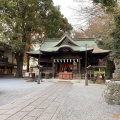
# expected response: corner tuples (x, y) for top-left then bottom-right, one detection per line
(103, 81), (120, 105)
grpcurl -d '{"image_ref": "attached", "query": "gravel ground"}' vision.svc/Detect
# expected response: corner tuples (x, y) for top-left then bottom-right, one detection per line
(56, 83), (120, 120)
(0, 78), (53, 107)
(0, 79), (120, 120)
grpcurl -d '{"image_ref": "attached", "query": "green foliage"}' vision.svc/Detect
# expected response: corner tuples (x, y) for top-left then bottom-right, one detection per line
(41, 6), (72, 38)
(101, 0), (117, 7)
(93, 0), (100, 4)
(0, 41), (10, 51)
(114, 14), (120, 27)
(10, 40), (26, 53)
(93, 0), (117, 12)
(0, 0), (72, 50)
(0, 0), (45, 52)
(93, 0), (117, 6)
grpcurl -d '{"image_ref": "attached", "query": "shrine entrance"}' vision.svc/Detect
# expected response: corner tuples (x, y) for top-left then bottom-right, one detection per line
(60, 63), (73, 72)
(53, 58), (81, 80)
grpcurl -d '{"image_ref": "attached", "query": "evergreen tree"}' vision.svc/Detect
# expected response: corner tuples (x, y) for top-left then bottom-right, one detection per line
(0, 0), (72, 77)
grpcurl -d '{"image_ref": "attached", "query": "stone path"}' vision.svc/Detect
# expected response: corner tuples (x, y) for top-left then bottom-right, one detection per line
(0, 82), (72, 120)
(0, 82), (120, 120)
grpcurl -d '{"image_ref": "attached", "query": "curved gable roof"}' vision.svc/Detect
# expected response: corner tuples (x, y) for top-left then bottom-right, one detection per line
(54, 34), (79, 47)
(27, 34), (111, 55)
(40, 34), (96, 52)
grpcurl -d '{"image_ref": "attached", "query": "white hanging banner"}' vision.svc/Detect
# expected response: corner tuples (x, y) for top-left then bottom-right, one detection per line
(57, 59), (59, 62)
(60, 59), (62, 62)
(67, 59), (68, 62)
(54, 59), (56, 63)
(64, 59), (65, 62)
(77, 59), (79, 62)
(70, 59), (71, 62)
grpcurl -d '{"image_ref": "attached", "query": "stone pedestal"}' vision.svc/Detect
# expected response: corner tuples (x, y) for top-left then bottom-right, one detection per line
(112, 60), (120, 80)
(103, 60), (120, 105)
(103, 81), (120, 105)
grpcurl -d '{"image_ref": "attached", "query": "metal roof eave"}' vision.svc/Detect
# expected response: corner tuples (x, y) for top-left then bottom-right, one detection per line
(26, 50), (42, 55)
(92, 50), (111, 54)
(40, 46), (93, 52)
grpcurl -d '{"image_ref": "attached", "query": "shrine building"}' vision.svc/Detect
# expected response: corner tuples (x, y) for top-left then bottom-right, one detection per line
(27, 34), (110, 81)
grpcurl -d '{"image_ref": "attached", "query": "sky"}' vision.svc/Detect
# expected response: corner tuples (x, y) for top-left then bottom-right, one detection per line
(53, 0), (76, 26)
(53, 0), (93, 30)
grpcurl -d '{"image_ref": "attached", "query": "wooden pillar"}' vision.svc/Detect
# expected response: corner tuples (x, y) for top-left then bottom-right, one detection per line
(78, 58), (81, 79)
(93, 68), (95, 80)
(90, 70), (91, 80)
(85, 44), (87, 79)
(52, 59), (54, 79)
(4, 66), (7, 74)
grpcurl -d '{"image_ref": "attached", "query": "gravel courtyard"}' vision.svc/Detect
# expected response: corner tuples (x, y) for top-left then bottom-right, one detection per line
(0, 78), (53, 107)
(0, 79), (119, 120)
(56, 83), (120, 120)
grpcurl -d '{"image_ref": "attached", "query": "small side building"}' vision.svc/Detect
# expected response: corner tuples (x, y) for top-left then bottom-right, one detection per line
(0, 47), (17, 78)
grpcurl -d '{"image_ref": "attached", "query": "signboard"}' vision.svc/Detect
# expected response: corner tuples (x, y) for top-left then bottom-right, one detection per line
(94, 71), (105, 76)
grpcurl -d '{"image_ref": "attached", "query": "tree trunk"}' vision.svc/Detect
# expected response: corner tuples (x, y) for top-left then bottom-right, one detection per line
(15, 53), (24, 78)
(27, 54), (30, 72)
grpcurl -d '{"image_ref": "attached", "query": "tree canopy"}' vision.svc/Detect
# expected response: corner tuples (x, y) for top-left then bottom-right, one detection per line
(0, 0), (72, 77)
(42, 6), (72, 38)
(93, 0), (120, 59)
